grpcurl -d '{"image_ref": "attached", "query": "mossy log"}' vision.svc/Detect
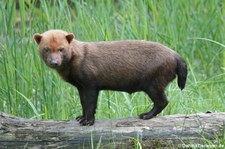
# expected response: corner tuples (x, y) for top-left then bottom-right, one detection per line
(0, 112), (224, 148)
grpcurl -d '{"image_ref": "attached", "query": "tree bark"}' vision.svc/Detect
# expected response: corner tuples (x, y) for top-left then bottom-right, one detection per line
(0, 112), (224, 148)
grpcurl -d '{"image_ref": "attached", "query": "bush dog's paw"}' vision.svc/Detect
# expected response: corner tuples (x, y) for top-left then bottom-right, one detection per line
(79, 118), (95, 126)
(139, 113), (155, 120)
(76, 115), (95, 126)
(76, 115), (85, 122)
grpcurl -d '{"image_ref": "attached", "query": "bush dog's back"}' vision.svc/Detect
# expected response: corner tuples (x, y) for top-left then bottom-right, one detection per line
(34, 30), (187, 126)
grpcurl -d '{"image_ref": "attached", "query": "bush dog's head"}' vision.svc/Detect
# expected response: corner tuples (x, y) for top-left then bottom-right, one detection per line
(34, 30), (74, 69)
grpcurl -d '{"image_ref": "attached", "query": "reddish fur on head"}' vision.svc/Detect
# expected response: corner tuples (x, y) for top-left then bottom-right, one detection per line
(33, 30), (75, 69)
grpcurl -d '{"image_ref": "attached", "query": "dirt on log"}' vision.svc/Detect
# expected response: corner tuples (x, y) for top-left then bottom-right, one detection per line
(0, 112), (225, 148)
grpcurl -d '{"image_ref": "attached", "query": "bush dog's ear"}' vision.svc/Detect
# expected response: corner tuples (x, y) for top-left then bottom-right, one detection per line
(34, 33), (42, 45)
(66, 33), (75, 43)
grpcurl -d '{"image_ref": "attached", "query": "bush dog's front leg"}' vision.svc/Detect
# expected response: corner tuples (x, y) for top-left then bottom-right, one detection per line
(76, 88), (86, 122)
(76, 88), (99, 126)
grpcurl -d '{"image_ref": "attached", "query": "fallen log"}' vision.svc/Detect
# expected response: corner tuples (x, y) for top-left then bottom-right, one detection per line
(0, 112), (224, 148)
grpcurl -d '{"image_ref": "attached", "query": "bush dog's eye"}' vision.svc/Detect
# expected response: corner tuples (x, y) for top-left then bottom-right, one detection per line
(58, 48), (64, 52)
(43, 48), (49, 53)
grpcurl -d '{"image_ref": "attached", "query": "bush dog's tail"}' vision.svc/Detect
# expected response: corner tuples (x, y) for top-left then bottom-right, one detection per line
(176, 56), (187, 90)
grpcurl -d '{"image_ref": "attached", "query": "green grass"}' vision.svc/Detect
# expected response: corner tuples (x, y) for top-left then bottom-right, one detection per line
(0, 0), (225, 147)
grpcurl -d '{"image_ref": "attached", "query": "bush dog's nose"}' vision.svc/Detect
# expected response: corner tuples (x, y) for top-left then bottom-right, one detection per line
(50, 60), (59, 66)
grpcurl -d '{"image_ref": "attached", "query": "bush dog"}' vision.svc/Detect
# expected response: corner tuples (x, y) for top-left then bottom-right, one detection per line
(34, 30), (187, 126)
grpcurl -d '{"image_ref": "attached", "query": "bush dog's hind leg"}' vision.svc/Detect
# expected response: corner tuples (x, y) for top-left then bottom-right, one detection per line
(140, 86), (168, 119)
(76, 88), (99, 126)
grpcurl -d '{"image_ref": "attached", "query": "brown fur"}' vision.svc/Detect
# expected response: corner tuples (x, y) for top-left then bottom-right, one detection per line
(34, 29), (187, 126)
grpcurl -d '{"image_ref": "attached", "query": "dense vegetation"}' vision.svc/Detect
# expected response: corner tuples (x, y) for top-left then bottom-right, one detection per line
(0, 0), (224, 125)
